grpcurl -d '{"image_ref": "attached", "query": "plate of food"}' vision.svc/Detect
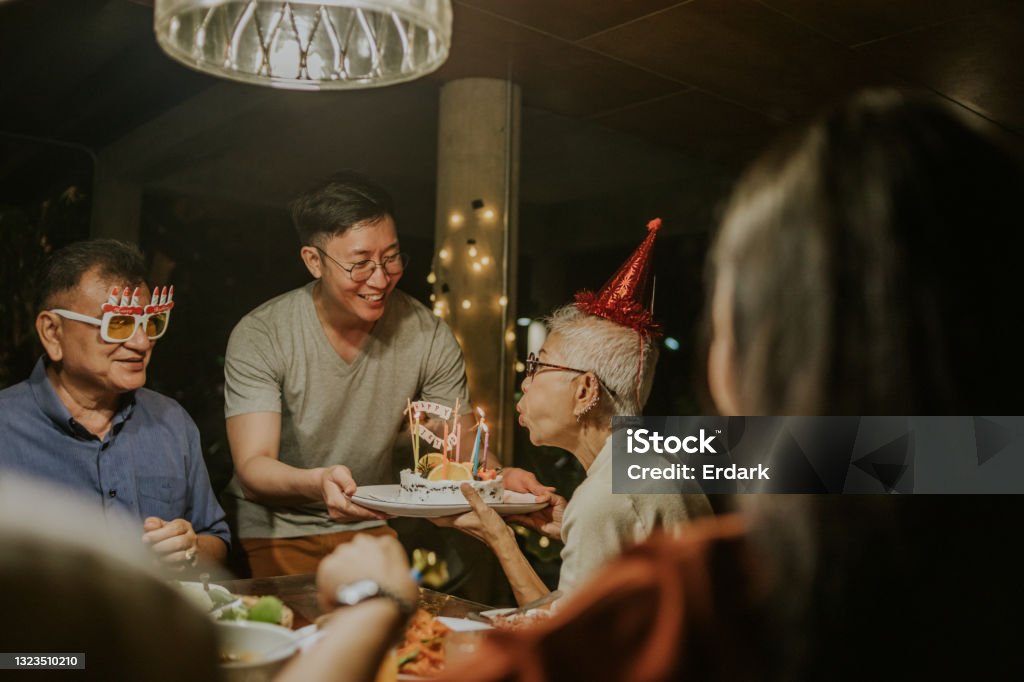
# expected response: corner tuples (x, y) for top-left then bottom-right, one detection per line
(176, 581), (294, 629)
(396, 609), (452, 678)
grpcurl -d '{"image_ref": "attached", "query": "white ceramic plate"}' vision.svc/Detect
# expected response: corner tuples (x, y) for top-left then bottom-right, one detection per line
(351, 485), (547, 519)
(478, 607), (516, 619)
(435, 616), (492, 632)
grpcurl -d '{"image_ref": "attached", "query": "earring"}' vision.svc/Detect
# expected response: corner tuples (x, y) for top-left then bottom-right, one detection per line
(575, 393), (600, 423)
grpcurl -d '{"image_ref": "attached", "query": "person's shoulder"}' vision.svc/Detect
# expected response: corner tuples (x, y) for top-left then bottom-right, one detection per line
(233, 284), (311, 330)
(0, 379), (34, 420)
(389, 289), (432, 317)
(0, 378), (32, 403)
(387, 290), (444, 332)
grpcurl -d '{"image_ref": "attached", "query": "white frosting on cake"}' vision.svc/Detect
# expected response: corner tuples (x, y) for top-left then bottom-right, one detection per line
(399, 469), (504, 504)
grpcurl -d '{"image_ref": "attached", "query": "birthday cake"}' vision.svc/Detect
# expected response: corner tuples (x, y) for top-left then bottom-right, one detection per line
(399, 456), (503, 505)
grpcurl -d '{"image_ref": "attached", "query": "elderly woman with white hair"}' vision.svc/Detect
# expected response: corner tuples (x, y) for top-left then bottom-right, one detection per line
(435, 221), (712, 606)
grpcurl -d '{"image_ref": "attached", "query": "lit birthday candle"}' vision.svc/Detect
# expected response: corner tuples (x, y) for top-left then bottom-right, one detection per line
(471, 408), (485, 477)
(482, 421), (490, 471)
(455, 422), (462, 463)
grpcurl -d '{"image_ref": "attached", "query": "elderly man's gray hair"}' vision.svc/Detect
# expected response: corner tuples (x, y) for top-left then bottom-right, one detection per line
(545, 304), (659, 419)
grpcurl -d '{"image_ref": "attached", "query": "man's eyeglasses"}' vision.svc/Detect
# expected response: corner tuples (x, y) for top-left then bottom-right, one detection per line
(316, 247), (409, 283)
(50, 309), (171, 343)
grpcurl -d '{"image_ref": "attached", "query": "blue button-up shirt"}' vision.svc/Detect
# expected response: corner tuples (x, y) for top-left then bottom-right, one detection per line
(0, 359), (230, 547)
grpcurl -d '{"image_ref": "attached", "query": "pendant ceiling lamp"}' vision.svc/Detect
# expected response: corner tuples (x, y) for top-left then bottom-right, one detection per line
(154, 0), (452, 90)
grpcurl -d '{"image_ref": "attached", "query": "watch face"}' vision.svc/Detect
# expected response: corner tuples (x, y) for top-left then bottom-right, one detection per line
(337, 579), (380, 606)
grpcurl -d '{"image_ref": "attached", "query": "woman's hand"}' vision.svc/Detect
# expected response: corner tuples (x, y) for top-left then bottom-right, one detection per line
(507, 492), (566, 539)
(501, 467), (556, 500)
(430, 484), (515, 547)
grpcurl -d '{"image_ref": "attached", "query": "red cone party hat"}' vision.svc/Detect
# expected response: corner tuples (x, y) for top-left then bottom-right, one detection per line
(574, 217), (663, 338)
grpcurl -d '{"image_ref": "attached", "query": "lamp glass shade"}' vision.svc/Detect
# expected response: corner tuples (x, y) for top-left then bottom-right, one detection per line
(154, 0), (452, 90)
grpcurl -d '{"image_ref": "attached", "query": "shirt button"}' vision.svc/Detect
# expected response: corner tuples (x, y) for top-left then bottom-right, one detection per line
(101, 443), (109, 450)
(108, 490), (117, 498)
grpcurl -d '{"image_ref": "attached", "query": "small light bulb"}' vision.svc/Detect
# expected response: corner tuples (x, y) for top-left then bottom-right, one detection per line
(480, 256), (491, 266)
(515, 361), (525, 372)
(429, 293), (436, 302)
(505, 330), (516, 344)
(439, 248), (450, 261)
(483, 208), (495, 220)
(433, 306), (443, 317)
(472, 262), (482, 272)
(461, 299), (471, 310)
(426, 271), (437, 284)
(468, 245), (478, 258)
(450, 212), (464, 226)
(539, 536), (550, 548)
(498, 295), (508, 307)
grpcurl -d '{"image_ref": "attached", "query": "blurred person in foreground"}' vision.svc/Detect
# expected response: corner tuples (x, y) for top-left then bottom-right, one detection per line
(0, 239), (229, 570)
(0, 474), (220, 682)
(294, 89), (1024, 681)
(433, 220), (712, 604)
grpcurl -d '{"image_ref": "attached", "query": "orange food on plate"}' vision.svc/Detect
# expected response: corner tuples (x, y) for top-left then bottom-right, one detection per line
(397, 609), (450, 676)
(476, 468), (499, 481)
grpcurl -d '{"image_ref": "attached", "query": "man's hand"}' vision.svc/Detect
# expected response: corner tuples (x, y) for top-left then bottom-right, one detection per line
(430, 483), (515, 548)
(316, 535), (418, 613)
(320, 465), (392, 522)
(501, 467), (556, 500)
(142, 517), (198, 568)
(507, 492), (566, 539)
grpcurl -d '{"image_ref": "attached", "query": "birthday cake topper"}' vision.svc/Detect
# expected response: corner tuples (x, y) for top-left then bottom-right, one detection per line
(405, 399), (459, 451)
(101, 285), (175, 315)
(145, 285), (175, 314)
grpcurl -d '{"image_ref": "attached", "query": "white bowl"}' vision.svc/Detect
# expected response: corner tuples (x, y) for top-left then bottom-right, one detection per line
(217, 620), (298, 682)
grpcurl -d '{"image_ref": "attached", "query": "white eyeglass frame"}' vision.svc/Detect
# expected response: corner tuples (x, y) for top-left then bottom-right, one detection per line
(50, 309), (172, 344)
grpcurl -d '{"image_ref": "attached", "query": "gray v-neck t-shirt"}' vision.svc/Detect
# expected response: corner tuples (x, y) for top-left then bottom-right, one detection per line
(223, 283), (469, 538)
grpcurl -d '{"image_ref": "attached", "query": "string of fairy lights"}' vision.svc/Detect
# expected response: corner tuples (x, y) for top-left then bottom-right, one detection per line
(429, 203), (508, 322)
(429, 200), (519, 450)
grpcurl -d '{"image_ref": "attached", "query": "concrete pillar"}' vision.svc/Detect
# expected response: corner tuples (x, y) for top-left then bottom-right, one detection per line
(433, 78), (521, 465)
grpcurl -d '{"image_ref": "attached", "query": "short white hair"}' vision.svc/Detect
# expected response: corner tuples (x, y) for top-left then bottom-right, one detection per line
(545, 305), (659, 419)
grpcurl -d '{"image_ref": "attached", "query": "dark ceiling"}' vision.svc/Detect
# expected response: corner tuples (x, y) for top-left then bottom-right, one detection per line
(1, 0), (1022, 232)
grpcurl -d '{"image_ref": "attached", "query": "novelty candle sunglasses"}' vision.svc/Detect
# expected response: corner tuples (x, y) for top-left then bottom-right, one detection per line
(50, 285), (175, 344)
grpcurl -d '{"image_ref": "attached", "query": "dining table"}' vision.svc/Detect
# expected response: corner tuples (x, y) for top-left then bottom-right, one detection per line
(218, 573), (495, 630)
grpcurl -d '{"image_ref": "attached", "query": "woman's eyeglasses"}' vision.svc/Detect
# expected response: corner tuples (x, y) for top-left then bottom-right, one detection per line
(524, 352), (589, 379)
(524, 352), (617, 396)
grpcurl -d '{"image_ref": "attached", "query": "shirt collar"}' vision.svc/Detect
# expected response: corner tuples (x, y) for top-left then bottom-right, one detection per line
(28, 357), (137, 437)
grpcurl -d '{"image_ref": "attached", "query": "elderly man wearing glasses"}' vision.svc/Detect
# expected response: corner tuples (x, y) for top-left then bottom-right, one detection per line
(223, 171), (550, 578)
(0, 239), (229, 570)
(434, 221), (712, 604)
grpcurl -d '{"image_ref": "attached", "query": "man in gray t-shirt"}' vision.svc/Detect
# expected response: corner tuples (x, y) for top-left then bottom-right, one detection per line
(224, 172), (547, 577)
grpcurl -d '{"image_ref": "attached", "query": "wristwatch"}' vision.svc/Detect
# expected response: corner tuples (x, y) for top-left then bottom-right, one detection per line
(334, 579), (416, 620)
